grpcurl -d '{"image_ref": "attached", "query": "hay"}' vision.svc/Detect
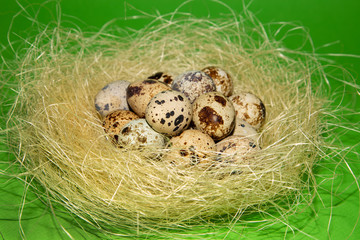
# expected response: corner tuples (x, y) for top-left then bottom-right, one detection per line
(3, 9), (355, 239)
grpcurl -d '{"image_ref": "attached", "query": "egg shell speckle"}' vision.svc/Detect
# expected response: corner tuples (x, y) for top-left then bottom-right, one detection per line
(147, 71), (174, 86)
(95, 80), (130, 118)
(171, 70), (216, 103)
(233, 118), (259, 141)
(202, 66), (233, 97)
(145, 90), (192, 136)
(165, 129), (215, 167)
(117, 118), (166, 148)
(103, 110), (140, 144)
(126, 79), (171, 117)
(229, 92), (266, 130)
(192, 92), (235, 141)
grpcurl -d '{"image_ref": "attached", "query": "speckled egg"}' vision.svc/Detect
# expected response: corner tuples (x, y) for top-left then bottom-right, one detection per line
(216, 135), (260, 163)
(126, 79), (171, 117)
(117, 118), (166, 148)
(233, 118), (259, 141)
(201, 66), (233, 97)
(193, 92), (235, 141)
(145, 90), (192, 136)
(171, 70), (216, 103)
(95, 80), (130, 118)
(165, 129), (216, 167)
(102, 110), (140, 144)
(229, 92), (266, 130)
(147, 71), (174, 86)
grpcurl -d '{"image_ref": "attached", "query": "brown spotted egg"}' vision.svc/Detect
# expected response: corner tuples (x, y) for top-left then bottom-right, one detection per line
(95, 80), (130, 118)
(145, 90), (192, 136)
(165, 129), (215, 167)
(171, 70), (216, 103)
(202, 66), (233, 97)
(103, 110), (139, 144)
(147, 71), (174, 86)
(216, 135), (260, 164)
(193, 92), (235, 141)
(233, 118), (259, 141)
(117, 119), (166, 148)
(126, 79), (171, 117)
(229, 92), (266, 130)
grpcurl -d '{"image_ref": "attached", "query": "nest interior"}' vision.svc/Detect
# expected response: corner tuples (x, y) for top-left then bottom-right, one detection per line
(6, 16), (327, 235)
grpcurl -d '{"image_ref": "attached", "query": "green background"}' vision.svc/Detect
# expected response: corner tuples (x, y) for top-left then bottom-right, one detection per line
(1, 0), (359, 239)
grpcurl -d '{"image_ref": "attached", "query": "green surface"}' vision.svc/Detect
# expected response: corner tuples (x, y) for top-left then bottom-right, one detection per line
(1, 0), (359, 239)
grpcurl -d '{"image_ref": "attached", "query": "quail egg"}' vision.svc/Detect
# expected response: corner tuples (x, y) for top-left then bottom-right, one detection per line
(117, 118), (166, 148)
(145, 90), (192, 136)
(233, 118), (259, 141)
(171, 70), (216, 103)
(103, 110), (139, 144)
(95, 80), (130, 118)
(214, 135), (260, 177)
(192, 92), (235, 141)
(216, 135), (260, 163)
(126, 79), (171, 117)
(229, 92), (266, 130)
(201, 66), (233, 97)
(147, 71), (174, 86)
(164, 129), (216, 168)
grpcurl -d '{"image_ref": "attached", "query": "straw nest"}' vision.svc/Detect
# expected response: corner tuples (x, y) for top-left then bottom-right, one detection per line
(5, 15), (330, 237)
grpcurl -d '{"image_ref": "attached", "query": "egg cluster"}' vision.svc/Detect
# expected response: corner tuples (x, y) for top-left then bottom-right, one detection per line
(95, 66), (266, 170)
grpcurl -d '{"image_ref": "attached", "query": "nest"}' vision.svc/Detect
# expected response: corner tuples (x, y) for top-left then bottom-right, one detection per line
(5, 14), (331, 238)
